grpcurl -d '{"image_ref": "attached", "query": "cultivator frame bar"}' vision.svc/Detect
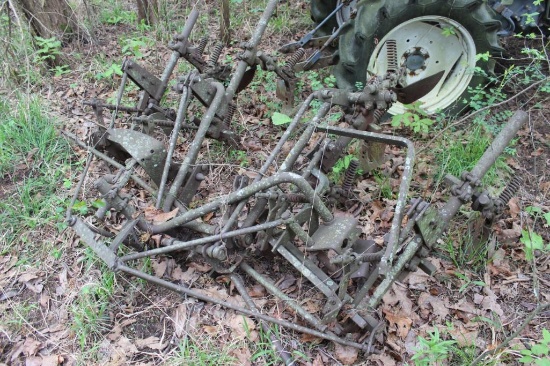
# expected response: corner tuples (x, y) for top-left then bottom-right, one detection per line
(64, 0), (527, 357)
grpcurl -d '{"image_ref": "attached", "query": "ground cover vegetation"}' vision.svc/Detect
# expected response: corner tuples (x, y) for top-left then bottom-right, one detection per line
(0, 0), (549, 365)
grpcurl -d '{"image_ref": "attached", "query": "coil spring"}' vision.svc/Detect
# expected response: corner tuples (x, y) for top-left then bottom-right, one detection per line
(498, 175), (522, 204)
(197, 37), (208, 55)
(342, 159), (359, 192)
(209, 43), (224, 66)
(284, 193), (308, 203)
(224, 103), (237, 126)
(386, 39), (398, 72)
(372, 109), (385, 124)
(285, 48), (305, 69)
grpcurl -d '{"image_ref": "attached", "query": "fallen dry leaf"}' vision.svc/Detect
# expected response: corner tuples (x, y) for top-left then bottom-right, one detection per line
(151, 259), (167, 278)
(24, 355), (64, 366)
(135, 336), (166, 350)
(479, 288), (504, 317)
(229, 347), (252, 366)
(171, 266), (198, 283)
(173, 303), (188, 338)
(417, 292), (449, 321)
(247, 284), (266, 297)
(369, 353), (397, 366)
(384, 309), (412, 339)
(144, 206), (179, 224)
(10, 337), (41, 361)
(189, 262), (212, 272)
(202, 325), (219, 334)
(116, 336), (138, 355)
(448, 326), (479, 347)
(333, 342), (359, 365)
(226, 315), (257, 341)
(18, 272), (39, 283)
(382, 283), (414, 315)
(508, 197), (520, 218)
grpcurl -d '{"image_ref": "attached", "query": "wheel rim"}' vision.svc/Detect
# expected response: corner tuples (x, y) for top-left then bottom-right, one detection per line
(367, 16), (477, 115)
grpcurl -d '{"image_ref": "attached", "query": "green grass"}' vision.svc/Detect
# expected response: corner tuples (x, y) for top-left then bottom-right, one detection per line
(0, 96), (74, 256)
(435, 125), (512, 187)
(437, 215), (492, 272)
(167, 336), (240, 365)
(71, 268), (118, 350)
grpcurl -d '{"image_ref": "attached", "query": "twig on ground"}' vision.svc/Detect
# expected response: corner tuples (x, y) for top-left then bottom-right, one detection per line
(471, 302), (550, 365)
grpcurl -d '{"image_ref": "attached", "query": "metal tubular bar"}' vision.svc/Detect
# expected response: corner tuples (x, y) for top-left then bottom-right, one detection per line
(156, 85), (192, 208)
(471, 110), (527, 179)
(120, 219), (285, 262)
(224, 0), (279, 102)
(156, 10), (199, 101)
(288, 221), (314, 245)
(366, 110), (528, 308)
(280, 102), (331, 172)
(117, 264), (372, 351)
(83, 101), (140, 113)
(230, 94), (316, 233)
(151, 172), (334, 233)
(110, 70), (128, 129)
(317, 126), (415, 275)
(240, 263), (327, 332)
(230, 274), (294, 366)
(439, 110), (528, 227)
(163, 81), (226, 211)
(260, 93), (315, 177)
(274, 241), (336, 297)
(366, 236), (423, 309)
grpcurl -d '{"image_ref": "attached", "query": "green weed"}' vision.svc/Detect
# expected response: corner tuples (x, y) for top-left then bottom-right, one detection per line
(167, 336), (239, 365)
(0, 96), (74, 254)
(0, 300), (39, 335)
(98, 1), (136, 25)
(520, 206), (550, 260)
(391, 101), (434, 134)
(71, 269), (117, 350)
(34, 36), (62, 63)
(412, 327), (457, 365)
(518, 329), (550, 365)
(437, 214), (492, 272)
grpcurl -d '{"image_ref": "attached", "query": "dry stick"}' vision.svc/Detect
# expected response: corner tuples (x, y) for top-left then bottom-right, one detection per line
(219, 0), (231, 46)
(471, 302), (550, 366)
(417, 76), (550, 156)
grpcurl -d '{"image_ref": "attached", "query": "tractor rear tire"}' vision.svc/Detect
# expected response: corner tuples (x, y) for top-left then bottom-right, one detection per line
(313, 0), (504, 115)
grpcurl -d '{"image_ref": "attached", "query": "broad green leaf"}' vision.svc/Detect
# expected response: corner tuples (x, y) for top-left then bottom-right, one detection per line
(518, 355), (533, 363)
(525, 206), (543, 215)
(92, 199), (106, 209)
(535, 359), (550, 366)
(391, 113), (407, 128)
(543, 212), (550, 226)
(531, 343), (548, 356)
(271, 112), (292, 126)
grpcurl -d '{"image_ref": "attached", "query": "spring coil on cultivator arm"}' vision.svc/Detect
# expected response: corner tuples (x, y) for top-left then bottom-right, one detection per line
(63, 0), (528, 358)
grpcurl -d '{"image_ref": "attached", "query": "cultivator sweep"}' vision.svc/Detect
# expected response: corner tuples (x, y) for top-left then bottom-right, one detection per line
(64, 0), (527, 356)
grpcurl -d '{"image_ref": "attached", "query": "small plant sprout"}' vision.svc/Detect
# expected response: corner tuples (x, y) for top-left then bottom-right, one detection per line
(412, 327), (457, 366)
(518, 329), (550, 365)
(391, 101), (434, 134)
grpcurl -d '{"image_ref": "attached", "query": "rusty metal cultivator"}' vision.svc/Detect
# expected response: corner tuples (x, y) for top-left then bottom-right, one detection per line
(64, 0), (527, 358)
